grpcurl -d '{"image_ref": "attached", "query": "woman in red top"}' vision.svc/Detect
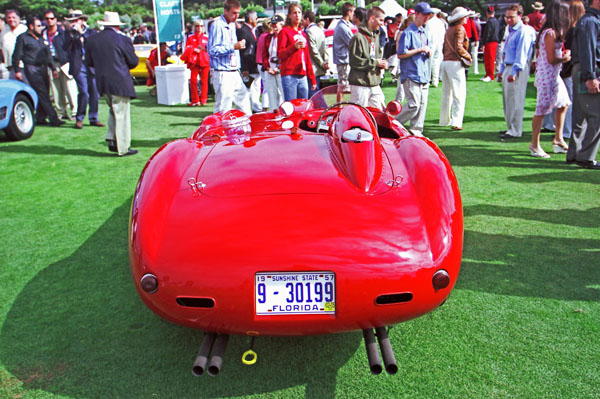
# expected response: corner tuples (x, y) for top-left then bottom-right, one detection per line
(277, 3), (316, 101)
(183, 20), (210, 106)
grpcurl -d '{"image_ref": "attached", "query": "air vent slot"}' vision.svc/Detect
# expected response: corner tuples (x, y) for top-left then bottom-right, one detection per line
(375, 293), (413, 305)
(176, 297), (215, 308)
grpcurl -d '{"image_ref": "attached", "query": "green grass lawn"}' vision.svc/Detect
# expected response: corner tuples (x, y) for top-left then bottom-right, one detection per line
(1, 73), (599, 399)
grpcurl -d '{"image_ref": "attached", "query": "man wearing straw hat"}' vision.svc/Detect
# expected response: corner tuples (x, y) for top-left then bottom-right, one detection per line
(526, 2), (545, 32)
(85, 11), (139, 156)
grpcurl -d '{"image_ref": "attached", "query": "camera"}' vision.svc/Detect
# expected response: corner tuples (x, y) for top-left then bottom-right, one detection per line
(270, 57), (279, 64)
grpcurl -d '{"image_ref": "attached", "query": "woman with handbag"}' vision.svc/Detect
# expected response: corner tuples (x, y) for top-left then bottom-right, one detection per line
(439, 7), (473, 131)
(183, 20), (210, 106)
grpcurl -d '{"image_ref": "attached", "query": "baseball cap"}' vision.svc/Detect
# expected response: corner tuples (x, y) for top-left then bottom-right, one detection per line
(270, 14), (284, 24)
(414, 2), (434, 14)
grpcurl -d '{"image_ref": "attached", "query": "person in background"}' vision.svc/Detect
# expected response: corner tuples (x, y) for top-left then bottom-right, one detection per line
(0, 13), (7, 79)
(566, 0), (600, 169)
(261, 14), (284, 111)
(303, 10), (328, 97)
(480, 6), (500, 82)
(1, 10), (27, 80)
(277, 2), (316, 101)
(394, 11), (415, 103)
(183, 20), (210, 106)
(43, 10), (75, 121)
(464, 12), (479, 75)
(498, 4), (536, 140)
(559, 0), (586, 141)
(13, 16), (64, 127)
(255, 18), (271, 111)
(529, 0), (571, 158)
(146, 42), (169, 98)
(426, 7), (446, 87)
(385, 13), (403, 82)
(85, 11), (139, 156)
(333, 2), (355, 102)
(139, 23), (152, 43)
(396, 2), (434, 137)
(439, 7), (472, 131)
(348, 6), (388, 109)
(237, 11), (261, 112)
(207, 0), (251, 114)
(527, 1), (545, 32)
(63, 10), (104, 129)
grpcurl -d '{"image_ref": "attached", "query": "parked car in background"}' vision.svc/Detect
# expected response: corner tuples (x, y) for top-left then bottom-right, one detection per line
(0, 79), (38, 141)
(130, 44), (157, 81)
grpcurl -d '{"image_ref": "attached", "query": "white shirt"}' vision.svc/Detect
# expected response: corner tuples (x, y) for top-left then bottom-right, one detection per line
(1, 24), (27, 67)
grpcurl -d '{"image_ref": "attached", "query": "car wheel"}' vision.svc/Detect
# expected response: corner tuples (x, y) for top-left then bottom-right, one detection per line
(5, 93), (35, 141)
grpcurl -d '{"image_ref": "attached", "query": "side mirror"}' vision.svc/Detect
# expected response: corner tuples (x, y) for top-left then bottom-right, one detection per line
(386, 101), (402, 116)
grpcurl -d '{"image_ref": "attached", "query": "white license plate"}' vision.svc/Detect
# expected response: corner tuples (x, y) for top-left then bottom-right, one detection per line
(255, 272), (336, 315)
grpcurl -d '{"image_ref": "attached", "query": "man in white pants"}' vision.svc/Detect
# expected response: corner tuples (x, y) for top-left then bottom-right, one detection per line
(498, 4), (536, 139)
(207, 0), (251, 115)
(426, 9), (446, 87)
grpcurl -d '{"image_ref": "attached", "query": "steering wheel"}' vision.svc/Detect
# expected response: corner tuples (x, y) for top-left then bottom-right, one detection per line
(315, 102), (378, 133)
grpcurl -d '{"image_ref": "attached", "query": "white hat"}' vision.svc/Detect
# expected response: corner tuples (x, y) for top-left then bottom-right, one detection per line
(431, 7), (442, 14)
(448, 7), (475, 24)
(532, 2), (544, 10)
(98, 11), (125, 26)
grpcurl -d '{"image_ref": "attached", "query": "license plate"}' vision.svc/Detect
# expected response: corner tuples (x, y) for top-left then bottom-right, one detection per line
(255, 272), (336, 315)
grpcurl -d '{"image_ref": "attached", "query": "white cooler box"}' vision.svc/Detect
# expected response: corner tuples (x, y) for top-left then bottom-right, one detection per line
(155, 64), (190, 105)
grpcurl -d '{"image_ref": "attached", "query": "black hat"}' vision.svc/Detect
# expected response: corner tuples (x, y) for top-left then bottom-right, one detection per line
(270, 15), (284, 24)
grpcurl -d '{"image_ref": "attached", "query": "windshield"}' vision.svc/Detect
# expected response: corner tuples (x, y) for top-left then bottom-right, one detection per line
(309, 85), (351, 109)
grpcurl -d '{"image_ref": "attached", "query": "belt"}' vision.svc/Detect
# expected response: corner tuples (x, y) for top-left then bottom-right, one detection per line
(212, 69), (238, 72)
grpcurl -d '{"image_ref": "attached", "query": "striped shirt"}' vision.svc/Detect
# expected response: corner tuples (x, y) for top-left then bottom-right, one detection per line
(207, 14), (240, 71)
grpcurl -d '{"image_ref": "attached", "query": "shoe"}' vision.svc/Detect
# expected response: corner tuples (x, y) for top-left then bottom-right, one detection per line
(566, 158), (576, 164)
(480, 76), (492, 82)
(541, 127), (554, 133)
(106, 140), (117, 153)
(75, 120), (83, 129)
(575, 160), (600, 169)
(498, 130), (507, 136)
(451, 126), (463, 131)
(37, 120), (49, 126)
(500, 133), (518, 140)
(90, 121), (105, 127)
(118, 148), (138, 157)
(552, 141), (568, 153)
(188, 102), (201, 107)
(50, 119), (66, 127)
(529, 146), (550, 158)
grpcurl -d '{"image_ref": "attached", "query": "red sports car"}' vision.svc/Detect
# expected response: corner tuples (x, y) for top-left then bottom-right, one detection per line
(129, 86), (463, 377)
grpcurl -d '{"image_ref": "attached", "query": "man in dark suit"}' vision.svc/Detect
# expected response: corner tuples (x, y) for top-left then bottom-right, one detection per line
(85, 11), (139, 156)
(62, 10), (104, 129)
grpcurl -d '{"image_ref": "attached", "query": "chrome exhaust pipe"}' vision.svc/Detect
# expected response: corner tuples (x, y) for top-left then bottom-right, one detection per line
(192, 332), (217, 376)
(375, 327), (398, 375)
(362, 329), (383, 375)
(207, 334), (230, 377)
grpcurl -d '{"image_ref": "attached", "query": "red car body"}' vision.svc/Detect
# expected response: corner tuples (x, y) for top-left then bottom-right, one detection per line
(129, 89), (463, 338)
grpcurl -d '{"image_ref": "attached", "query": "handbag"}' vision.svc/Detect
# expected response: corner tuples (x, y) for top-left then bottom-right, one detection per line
(445, 34), (471, 68)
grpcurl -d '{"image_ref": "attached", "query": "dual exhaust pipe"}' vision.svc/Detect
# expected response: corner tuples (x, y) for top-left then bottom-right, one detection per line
(363, 327), (398, 375)
(192, 333), (229, 377)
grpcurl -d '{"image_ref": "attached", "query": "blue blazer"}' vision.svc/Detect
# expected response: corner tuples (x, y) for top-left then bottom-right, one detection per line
(85, 28), (139, 98)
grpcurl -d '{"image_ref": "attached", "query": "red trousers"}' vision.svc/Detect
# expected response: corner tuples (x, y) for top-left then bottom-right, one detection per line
(483, 41), (498, 80)
(189, 66), (209, 105)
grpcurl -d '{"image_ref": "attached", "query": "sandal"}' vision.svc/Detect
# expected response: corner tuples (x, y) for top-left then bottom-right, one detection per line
(529, 145), (550, 159)
(552, 140), (568, 153)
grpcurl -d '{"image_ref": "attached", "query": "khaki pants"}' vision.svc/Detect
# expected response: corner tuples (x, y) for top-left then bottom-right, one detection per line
(350, 85), (385, 110)
(50, 62), (77, 118)
(396, 78), (430, 135)
(104, 94), (131, 156)
(502, 63), (530, 137)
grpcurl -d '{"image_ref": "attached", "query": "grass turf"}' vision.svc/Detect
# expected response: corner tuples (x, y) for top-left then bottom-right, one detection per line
(0, 73), (599, 399)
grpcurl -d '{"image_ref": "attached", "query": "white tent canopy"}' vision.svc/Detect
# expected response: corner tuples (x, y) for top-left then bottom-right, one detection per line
(379, 0), (408, 17)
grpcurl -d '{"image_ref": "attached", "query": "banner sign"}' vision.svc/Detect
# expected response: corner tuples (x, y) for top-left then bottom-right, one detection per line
(153, 0), (184, 42)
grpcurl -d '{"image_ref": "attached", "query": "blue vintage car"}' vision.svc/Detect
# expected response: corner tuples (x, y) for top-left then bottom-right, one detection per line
(0, 79), (38, 141)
